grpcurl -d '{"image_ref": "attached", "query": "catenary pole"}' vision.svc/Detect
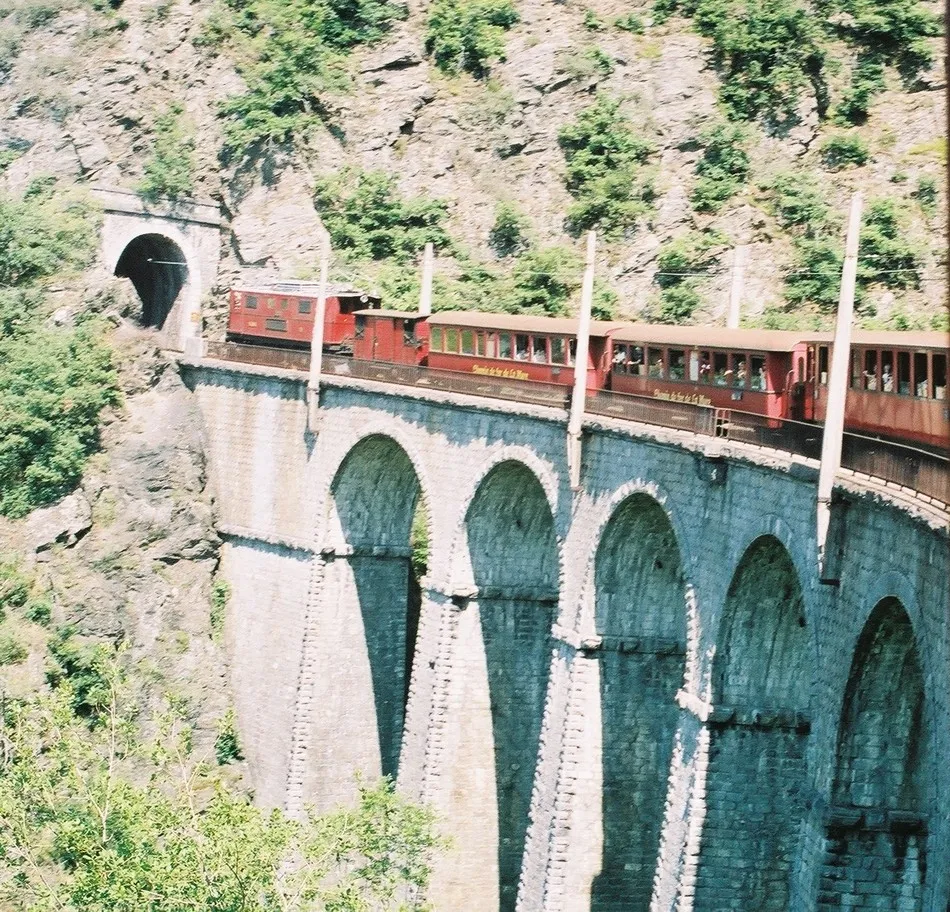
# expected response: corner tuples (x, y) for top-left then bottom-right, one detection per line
(418, 243), (434, 316)
(725, 245), (748, 329)
(817, 191), (862, 576)
(307, 255), (330, 432)
(568, 231), (596, 489)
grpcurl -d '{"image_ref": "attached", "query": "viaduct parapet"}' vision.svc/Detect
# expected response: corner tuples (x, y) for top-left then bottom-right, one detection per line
(182, 356), (949, 912)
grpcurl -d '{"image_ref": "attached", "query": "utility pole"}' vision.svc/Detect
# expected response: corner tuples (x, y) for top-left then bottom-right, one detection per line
(725, 245), (748, 329)
(418, 242), (434, 316)
(817, 192), (862, 581)
(568, 231), (596, 490)
(307, 255), (330, 433)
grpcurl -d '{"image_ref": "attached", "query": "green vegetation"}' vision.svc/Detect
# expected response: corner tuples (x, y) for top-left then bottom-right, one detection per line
(424, 0), (518, 77)
(583, 7), (605, 29)
(690, 122), (749, 212)
(650, 230), (723, 323)
(0, 655), (441, 911)
(820, 133), (870, 170)
(410, 499), (429, 578)
(558, 94), (656, 236)
(914, 175), (938, 217)
(209, 577), (230, 642)
(488, 201), (530, 257)
(46, 627), (115, 718)
(314, 168), (451, 262)
(834, 55), (885, 124)
(138, 102), (196, 202)
(207, 0), (406, 154)
(614, 12), (645, 32)
(0, 630), (27, 665)
(215, 707), (244, 763)
(0, 557), (51, 624)
(857, 198), (920, 290)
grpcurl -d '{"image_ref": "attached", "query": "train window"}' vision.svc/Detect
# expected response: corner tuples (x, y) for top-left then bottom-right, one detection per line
(551, 337), (566, 364)
(914, 352), (928, 397)
(446, 328), (460, 353)
(515, 334), (530, 361)
(732, 354), (747, 388)
(499, 333), (512, 359)
(264, 318), (287, 332)
(698, 351), (712, 383)
(486, 333), (497, 358)
(267, 298), (276, 309)
(713, 352), (728, 385)
(933, 353), (947, 400)
(355, 315), (366, 340)
(245, 296), (258, 310)
(532, 337), (547, 364)
(649, 350), (664, 378)
(404, 322), (416, 346)
(568, 339), (577, 366)
(818, 346), (829, 385)
(430, 326), (443, 351)
(881, 350), (894, 392)
(630, 346), (644, 375)
(861, 350), (878, 390)
(897, 351), (911, 395)
(280, 299), (288, 310)
(461, 329), (475, 355)
(750, 355), (766, 391)
(476, 332), (486, 356)
(298, 299), (312, 314)
(669, 349), (685, 381)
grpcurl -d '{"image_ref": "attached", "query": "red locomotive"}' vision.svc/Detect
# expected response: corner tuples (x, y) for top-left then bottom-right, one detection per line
(225, 293), (949, 454)
(227, 283), (381, 353)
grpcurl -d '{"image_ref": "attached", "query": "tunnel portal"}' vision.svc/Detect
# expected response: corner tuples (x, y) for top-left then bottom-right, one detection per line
(114, 233), (188, 330)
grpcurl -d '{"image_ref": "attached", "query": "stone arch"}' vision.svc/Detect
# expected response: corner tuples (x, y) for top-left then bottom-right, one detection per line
(114, 232), (193, 332)
(694, 535), (811, 912)
(820, 598), (929, 911)
(590, 492), (688, 911)
(455, 459), (560, 912)
(322, 433), (427, 780)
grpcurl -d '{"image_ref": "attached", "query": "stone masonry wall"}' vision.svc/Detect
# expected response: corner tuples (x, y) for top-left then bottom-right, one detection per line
(183, 359), (950, 912)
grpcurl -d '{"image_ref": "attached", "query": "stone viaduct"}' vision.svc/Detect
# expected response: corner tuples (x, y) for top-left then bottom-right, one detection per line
(182, 354), (949, 912)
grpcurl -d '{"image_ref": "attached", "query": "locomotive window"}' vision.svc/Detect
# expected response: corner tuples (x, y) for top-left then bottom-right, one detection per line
(532, 336), (547, 364)
(713, 352), (728, 386)
(461, 329), (475, 355)
(430, 326), (442, 351)
(298, 299), (312, 314)
(914, 352), (928, 397)
(669, 349), (685, 380)
(499, 333), (512, 359)
(551, 337), (566, 364)
(445, 328), (459, 353)
(861, 350), (878, 390)
(515, 334), (530, 361)
(881, 350), (894, 392)
(264, 317), (287, 332)
(699, 351), (712, 383)
(750, 355), (766, 391)
(404, 322), (416, 346)
(568, 339), (577, 366)
(354, 315), (366, 340)
(933, 353), (946, 400)
(818, 346), (829, 385)
(476, 332), (486, 356)
(245, 296), (258, 310)
(897, 351), (911, 395)
(280, 299), (288, 310)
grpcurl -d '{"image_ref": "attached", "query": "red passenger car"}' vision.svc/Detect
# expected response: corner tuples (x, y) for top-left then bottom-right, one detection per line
(608, 325), (818, 420)
(425, 312), (625, 390)
(352, 310), (430, 365)
(227, 283), (380, 352)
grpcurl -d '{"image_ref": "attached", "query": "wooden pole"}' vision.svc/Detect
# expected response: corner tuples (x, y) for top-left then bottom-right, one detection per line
(307, 256), (329, 433)
(418, 243), (434, 316)
(725, 245), (748, 329)
(817, 192), (862, 578)
(568, 231), (596, 489)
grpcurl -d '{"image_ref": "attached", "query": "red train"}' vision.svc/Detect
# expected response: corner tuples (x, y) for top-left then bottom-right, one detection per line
(225, 288), (949, 453)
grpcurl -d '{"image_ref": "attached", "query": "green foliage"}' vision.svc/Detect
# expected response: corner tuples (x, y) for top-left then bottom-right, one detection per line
(650, 231), (722, 324)
(690, 122), (749, 212)
(558, 94), (656, 236)
(583, 7), (605, 28)
(0, 556), (50, 624)
(914, 175), (937, 217)
(214, 707), (244, 764)
(46, 628), (116, 719)
(820, 133), (870, 169)
(209, 577), (230, 642)
(213, 0), (406, 154)
(858, 198), (920, 290)
(138, 102), (196, 203)
(765, 170), (832, 230)
(783, 234), (845, 311)
(410, 499), (429, 578)
(314, 168), (451, 263)
(0, 668), (442, 912)
(504, 246), (582, 315)
(834, 54), (884, 124)
(488, 201), (529, 257)
(424, 0), (518, 77)
(614, 12), (645, 31)
(0, 148), (23, 172)
(0, 630), (27, 665)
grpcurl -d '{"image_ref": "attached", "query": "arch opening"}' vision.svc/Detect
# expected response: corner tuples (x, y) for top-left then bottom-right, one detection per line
(464, 460), (558, 912)
(114, 233), (188, 330)
(591, 493), (687, 912)
(695, 536), (810, 912)
(327, 434), (425, 780)
(820, 598), (928, 912)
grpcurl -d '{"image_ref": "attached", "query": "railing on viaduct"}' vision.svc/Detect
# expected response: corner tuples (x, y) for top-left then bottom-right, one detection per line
(205, 341), (949, 507)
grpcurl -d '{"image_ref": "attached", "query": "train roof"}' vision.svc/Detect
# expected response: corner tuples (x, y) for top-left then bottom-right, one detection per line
(612, 324), (825, 351)
(428, 310), (626, 337)
(849, 330), (948, 350)
(354, 309), (426, 319)
(233, 283), (379, 298)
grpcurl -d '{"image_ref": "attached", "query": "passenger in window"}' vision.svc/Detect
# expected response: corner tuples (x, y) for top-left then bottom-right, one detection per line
(882, 365), (893, 392)
(863, 371), (877, 391)
(699, 359), (712, 383)
(612, 348), (627, 370)
(735, 362), (747, 387)
(650, 357), (664, 378)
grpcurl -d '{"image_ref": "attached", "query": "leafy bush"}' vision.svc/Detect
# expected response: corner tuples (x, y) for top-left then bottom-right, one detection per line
(858, 199), (920, 290)
(314, 168), (451, 263)
(210, 578), (230, 642)
(690, 122), (749, 212)
(0, 557), (50, 624)
(583, 8), (605, 29)
(614, 12), (645, 31)
(650, 231), (722, 323)
(765, 170), (831, 230)
(0, 631), (27, 665)
(914, 175), (937, 217)
(488, 202), (529, 257)
(139, 103), (195, 202)
(46, 628), (116, 719)
(834, 54), (885, 124)
(653, 283), (702, 323)
(783, 234), (845, 311)
(215, 708), (244, 763)
(820, 134), (870, 170)
(558, 94), (656, 236)
(424, 0), (518, 77)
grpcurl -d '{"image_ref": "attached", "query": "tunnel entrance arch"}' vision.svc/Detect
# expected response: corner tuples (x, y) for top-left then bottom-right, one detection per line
(114, 233), (189, 330)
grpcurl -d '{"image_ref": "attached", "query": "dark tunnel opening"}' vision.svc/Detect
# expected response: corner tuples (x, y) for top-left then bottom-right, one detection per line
(114, 233), (188, 330)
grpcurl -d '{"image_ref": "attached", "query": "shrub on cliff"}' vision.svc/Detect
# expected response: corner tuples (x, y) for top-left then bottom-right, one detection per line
(139, 102), (196, 202)
(425, 0), (519, 77)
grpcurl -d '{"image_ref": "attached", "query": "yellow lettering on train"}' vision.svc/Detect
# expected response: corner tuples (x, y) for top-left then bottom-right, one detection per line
(653, 389), (712, 408)
(471, 365), (530, 381)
